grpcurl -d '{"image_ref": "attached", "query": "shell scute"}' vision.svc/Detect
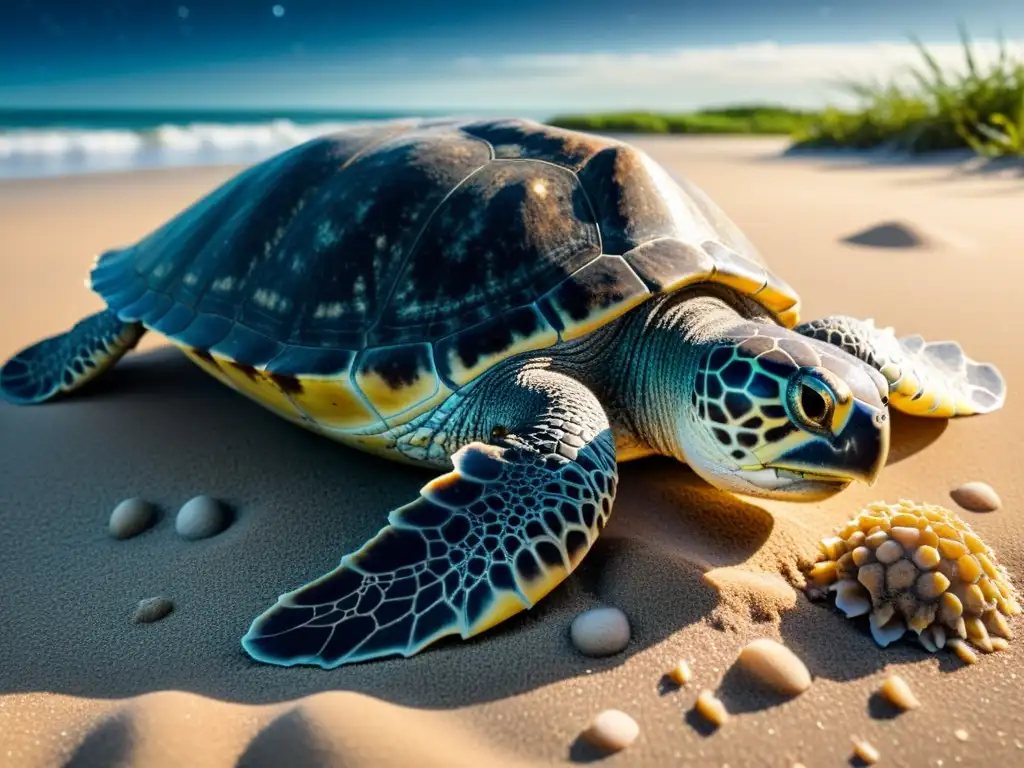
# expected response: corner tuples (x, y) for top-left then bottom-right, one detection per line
(354, 343), (442, 420)
(434, 303), (559, 388)
(459, 118), (611, 171)
(537, 255), (651, 341)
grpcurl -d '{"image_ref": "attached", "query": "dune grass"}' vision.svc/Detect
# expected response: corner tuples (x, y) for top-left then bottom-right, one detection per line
(549, 27), (1024, 157)
(793, 27), (1024, 155)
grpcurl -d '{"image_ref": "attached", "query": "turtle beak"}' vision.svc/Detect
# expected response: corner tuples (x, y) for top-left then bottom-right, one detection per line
(766, 398), (890, 486)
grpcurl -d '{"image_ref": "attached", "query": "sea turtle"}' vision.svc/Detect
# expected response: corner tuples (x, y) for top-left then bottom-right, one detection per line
(0, 118), (1006, 669)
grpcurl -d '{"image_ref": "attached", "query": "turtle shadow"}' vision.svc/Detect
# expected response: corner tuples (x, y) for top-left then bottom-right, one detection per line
(885, 410), (947, 465)
(0, 345), (765, 711)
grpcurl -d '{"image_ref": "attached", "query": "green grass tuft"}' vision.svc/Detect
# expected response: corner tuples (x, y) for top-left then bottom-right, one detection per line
(792, 25), (1024, 155)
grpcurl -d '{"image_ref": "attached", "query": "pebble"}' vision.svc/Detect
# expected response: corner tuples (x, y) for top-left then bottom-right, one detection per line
(950, 482), (1001, 512)
(852, 738), (880, 765)
(175, 495), (230, 540)
(878, 674), (920, 711)
(133, 597), (173, 623)
(695, 690), (728, 728)
(955, 728), (969, 742)
(667, 660), (692, 686)
(108, 498), (157, 540)
(580, 709), (639, 753)
(570, 607), (630, 657)
(736, 638), (812, 696)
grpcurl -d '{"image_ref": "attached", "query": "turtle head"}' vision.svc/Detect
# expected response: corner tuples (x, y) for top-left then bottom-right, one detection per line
(678, 327), (890, 501)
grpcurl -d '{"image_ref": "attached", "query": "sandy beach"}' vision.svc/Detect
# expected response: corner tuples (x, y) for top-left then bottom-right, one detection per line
(1, 136), (1022, 767)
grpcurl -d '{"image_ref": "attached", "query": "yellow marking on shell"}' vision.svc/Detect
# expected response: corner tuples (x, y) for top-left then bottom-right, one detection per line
(213, 355), (308, 426)
(776, 302), (802, 328)
(755, 272), (801, 322)
(179, 345), (234, 388)
(548, 256), (652, 343)
(467, 591), (530, 636)
(356, 361), (441, 421)
(384, 382), (454, 428)
(289, 375), (381, 431)
(442, 315), (559, 387)
(519, 563), (570, 606)
(706, 244), (768, 297)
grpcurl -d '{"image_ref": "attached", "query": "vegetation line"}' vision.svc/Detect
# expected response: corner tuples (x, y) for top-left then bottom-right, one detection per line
(548, 25), (1024, 157)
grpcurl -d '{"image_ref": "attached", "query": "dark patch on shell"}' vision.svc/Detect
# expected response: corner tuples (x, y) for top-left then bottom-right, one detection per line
(269, 372), (304, 395)
(358, 344), (432, 389)
(192, 347), (218, 366)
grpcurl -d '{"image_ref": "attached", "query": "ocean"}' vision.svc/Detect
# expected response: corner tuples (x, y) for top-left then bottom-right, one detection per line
(0, 108), (544, 180)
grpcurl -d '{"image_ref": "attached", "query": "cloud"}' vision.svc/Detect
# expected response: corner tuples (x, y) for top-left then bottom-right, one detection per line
(428, 38), (1024, 111)
(493, 38), (1023, 85)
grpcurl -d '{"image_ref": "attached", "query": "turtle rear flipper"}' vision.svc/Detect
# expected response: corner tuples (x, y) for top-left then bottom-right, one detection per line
(0, 309), (145, 404)
(795, 316), (1006, 417)
(241, 367), (617, 668)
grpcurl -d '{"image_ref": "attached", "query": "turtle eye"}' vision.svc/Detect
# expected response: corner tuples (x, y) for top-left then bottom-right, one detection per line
(788, 374), (835, 433)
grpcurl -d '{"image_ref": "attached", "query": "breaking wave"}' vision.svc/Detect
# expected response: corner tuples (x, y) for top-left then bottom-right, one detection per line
(0, 119), (360, 179)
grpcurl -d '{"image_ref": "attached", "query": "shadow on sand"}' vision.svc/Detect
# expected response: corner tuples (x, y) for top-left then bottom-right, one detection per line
(0, 345), (950, 712)
(761, 146), (1024, 190)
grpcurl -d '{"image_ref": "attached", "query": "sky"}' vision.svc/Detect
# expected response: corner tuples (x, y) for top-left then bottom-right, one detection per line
(0, 0), (1022, 112)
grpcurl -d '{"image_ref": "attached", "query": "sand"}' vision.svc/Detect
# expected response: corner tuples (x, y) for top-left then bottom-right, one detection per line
(1, 137), (1022, 767)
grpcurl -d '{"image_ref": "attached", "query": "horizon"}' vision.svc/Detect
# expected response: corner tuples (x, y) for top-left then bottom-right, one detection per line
(2, 1), (1023, 113)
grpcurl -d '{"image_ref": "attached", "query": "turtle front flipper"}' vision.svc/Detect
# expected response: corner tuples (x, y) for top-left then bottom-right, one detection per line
(242, 368), (617, 668)
(0, 309), (145, 404)
(794, 315), (1005, 417)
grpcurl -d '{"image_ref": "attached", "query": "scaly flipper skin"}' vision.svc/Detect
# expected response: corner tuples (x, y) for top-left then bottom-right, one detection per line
(795, 316), (1006, 417)
(0, 309), (145, 405)
(242, 366), (618, 668)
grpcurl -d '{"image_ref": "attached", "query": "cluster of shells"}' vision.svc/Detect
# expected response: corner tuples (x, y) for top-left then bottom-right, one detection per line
(806, 499), (1021, 656)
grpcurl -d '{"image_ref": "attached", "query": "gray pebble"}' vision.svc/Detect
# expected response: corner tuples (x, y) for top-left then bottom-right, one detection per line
(175, 495), (230, 540)
(108, 498), (157, 540)
(950, 481), (1001, 512)
(570, 606), (631, 657)
(133, 597), (173, 624)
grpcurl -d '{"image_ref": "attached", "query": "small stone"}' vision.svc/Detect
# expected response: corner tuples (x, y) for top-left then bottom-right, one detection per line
(175, 495), (230, 541)
(852, 738), (880, 765)
(950, 482), (1001, 512)
(581, 709), (639, 752)
(878, 674), (920, 711)
(109, 498), (157, 540)
(736, 638), (812, 696)
(570, 607), (630, 657)
(695, 690), (728, 728)
(954, 728), (969, 742)
(667, 660), (692, 686)
(133, 597), (173, 623)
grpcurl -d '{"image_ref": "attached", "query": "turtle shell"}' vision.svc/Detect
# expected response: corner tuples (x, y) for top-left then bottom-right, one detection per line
(89, 118), (800, 433)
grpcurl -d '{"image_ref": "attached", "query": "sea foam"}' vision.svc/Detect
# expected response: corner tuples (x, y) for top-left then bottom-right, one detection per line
(0, 119), (358, 179)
